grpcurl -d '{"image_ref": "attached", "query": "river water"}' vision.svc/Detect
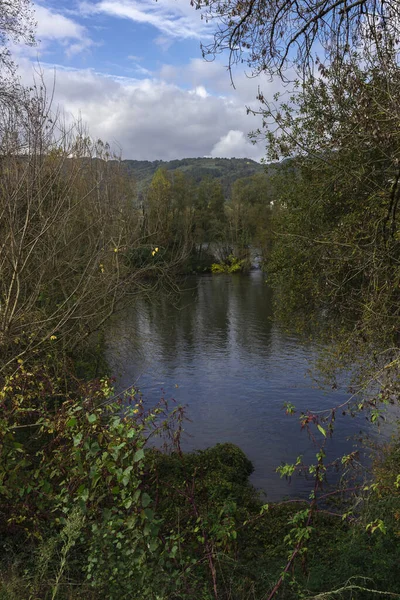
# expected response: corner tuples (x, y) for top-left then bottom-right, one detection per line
(106, 271), (385, 501)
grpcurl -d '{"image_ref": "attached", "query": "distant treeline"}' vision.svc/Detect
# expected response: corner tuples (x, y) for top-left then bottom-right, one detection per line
(133, 164), (277, 273)
(121, 156), (275, 195)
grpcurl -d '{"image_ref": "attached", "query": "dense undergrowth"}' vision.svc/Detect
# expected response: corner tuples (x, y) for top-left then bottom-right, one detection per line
(1, 359), (400, 600)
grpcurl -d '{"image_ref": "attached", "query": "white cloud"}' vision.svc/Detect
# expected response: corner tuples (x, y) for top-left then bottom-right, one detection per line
(131, 63), (153, 76)
(160, 57), (294, 109)
(211, 130), (259, 159)
(32, 4), (93, 56)
(189, 85), (209, 99)
(153, 35), (174, 52)
(17, 60), (265, 161)
(35, 5), (85, 40)
(79, 0), (212, 41)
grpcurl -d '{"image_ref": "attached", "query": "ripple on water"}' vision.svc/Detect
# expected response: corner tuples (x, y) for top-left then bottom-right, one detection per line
(106, 272), (387, 501)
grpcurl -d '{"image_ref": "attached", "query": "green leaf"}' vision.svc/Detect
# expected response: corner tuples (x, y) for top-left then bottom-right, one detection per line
(134, 448), (145, 463)
(141, 492), (151, 508)
(87, 413), (97, 424)
(73, 433), (83, 446)
(77, 484), (89, 502)
(144, 508), (154, 520)
(149, 539), (158, 552)
(317, 424), (326, 437)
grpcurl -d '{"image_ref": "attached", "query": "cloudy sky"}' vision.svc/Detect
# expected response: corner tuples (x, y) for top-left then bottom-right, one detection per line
(13, 0), (282, 161)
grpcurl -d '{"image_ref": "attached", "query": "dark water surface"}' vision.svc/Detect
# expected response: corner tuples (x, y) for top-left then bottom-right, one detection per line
(106, 272), (385, 501)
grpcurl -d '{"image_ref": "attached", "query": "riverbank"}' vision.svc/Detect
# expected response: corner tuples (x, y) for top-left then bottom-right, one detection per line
(105, 272), (380, 501)
(2, 393), (400, 600)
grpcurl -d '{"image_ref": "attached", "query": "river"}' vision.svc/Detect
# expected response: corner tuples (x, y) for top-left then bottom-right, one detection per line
(106, 271), (385, 501)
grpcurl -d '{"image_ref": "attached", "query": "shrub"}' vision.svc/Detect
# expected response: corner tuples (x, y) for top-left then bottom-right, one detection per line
(211, 255), (246, 274)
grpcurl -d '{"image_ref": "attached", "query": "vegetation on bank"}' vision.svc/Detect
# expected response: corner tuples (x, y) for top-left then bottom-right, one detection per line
(2, 362), (400, 600)
(136, 165), (275, 274)
(211, 254), (249, 274)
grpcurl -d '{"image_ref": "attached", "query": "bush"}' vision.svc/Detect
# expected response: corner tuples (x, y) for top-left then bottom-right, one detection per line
(211, 255), (247, 274)
(0, 366), (184, 599)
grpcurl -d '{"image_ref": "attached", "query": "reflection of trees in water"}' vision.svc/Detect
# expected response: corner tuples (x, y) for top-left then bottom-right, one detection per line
(107, 274), (275, 380)
(227, 274), (273, 353)
(107, 281), (201, 374)
(105, 274), (363, 500)
(195, 276), (230, 347)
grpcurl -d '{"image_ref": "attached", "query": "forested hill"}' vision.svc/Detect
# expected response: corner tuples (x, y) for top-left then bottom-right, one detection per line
(122, 157), (268, 195)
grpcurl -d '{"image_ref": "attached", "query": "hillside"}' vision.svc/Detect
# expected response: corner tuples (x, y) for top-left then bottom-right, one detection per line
(121, 157), (269, 196)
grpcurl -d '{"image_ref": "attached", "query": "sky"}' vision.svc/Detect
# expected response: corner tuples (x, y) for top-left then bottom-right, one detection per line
(12, 0), (285, 161)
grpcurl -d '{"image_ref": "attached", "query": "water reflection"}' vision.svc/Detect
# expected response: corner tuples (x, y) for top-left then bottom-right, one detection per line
(106, 272), (382, 501)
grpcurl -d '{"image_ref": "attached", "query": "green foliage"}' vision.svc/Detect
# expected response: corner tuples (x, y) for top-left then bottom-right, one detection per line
(263, 53), (400, 392)
(0, 366), (182, 599)
(193, 178), (227, 246)
(145, 168), (194, 259)
(122, 157), (267, 196)
(211, 255), (247, 274)
(251, 53), (400, 600)
(126, 160), (277, 275)
(2, 366), (400, 600)
(185, 247), (216, 273)
(227, 173), (275, 255)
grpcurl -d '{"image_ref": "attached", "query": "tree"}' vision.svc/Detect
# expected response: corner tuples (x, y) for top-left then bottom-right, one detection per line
(263, 47), (400, 382)
(194, 178), (226, 239)
(0, 0), (36, 111)
(0, 0), (35, 81)
(197, 0), (400, 78)
(146, 168), (173, 243)
(195, 0), (400, 378)
(145, 167), (194, 254)
(0, 83), (193, 378)
(227, 173), (274, 254)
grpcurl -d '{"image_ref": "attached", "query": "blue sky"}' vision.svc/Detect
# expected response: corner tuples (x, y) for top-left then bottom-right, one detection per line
(35, 0), (212, 76)
(12, 0), (284, 160)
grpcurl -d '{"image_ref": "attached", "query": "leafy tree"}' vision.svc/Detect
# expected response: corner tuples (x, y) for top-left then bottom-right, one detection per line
(146, 167), (173, 244)
(145, 167), (194, 257)
(169, 169), (196, 246)
(258, 48), (400, 404)
(227, 173), (274, 254)
(194, 178), (226, 241)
